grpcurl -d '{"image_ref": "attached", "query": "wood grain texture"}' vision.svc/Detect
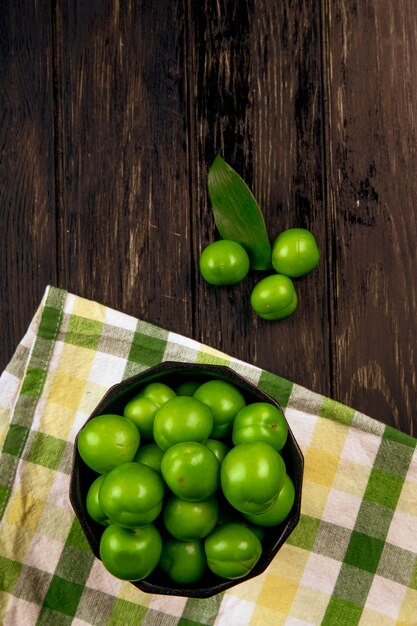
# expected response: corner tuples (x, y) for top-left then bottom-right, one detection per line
(323, 0), (417, 433)
(188, 0), (330, 395)
(249, 1), (329, 392)
(0, 1), (57, 361)
(56, 0), (193, 332)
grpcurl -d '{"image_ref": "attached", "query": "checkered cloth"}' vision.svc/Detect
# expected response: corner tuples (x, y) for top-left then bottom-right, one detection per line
(0, 286), (416, 626)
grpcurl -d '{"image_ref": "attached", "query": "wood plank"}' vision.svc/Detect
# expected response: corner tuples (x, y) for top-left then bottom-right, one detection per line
(3, 0), (414, 436)
(188, 0), (330, 395)
(0, 1), (57, 371)
(56, 0), (193, 334)
(323, 0), (417, 433)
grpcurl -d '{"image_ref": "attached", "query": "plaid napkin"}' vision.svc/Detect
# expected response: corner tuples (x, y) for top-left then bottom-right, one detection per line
(0, 286), (416, 626)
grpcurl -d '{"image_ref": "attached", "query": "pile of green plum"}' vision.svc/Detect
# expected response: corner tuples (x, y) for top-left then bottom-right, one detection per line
(77, 378), (295, 586)
(199, 228), (320, 321)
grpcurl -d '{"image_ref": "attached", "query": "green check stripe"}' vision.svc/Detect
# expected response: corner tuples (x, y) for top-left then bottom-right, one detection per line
(66, 518), (92, 552)
(4, 343), (31, 379)
(41, 575), (84, 616)
(2, 424), (29, 457)
(322, 430), (417, 623)
(313, 521), (352, 562)
(257, 370), (293, 409)
(124, 326), (169, 378)
(36, 607), (74, 625)
(320, 397), (355, 426)
(0, 556), (22, 592)
(106, 598), (147, 625)
(77, 588), (117, 625)
(55, 544), (95, 584)
(13, 565), (53, 606)
(0, 287), (66, 519)
(322, 597), (363, 626)
(287, 514), (321, 552)
(27, 432), (67, 470)
(181, 594), (224, 625)
(377, 543), (417, 586)
(66, 315), (103, 350)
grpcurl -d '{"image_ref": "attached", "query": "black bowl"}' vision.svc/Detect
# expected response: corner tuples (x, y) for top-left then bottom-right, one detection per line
(70, 361), (304, 598)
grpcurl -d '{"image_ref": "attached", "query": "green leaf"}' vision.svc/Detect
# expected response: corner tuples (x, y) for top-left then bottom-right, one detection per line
(207, 154), (272, 270)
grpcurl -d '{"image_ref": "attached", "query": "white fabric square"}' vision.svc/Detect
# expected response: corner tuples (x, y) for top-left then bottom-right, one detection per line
(86, 558), (122, 595)
(148, 594), (188, 617)
(340, 428), (381, 466)
(322, 489), (362, 530)
(365, 575), (407, 619)
(63, 292), (76, 314)
(30, 398), (48, 433)
(214, 596), (256, 626)
(284, 407), (317, 451)
(20, 319), (38, 349)
(3, 596), (41, 626)
(406, 446), (417, 484)
(300, 553), (342, 595)
(167, 330), (200, 350)
(88, 352), (126, 387)
(163, 330), (200, 363)
(48, 339), (65, 374)
(230, 359), (262, 385)
(47, 471), (71, 510)
(285, 618), (315, 626)
(104, 306), (138, 331)
(69, 410), (90, 442)
(0, 370), (21, 411)
(25, 533), (64, 574)
(386, 510), (417, 552)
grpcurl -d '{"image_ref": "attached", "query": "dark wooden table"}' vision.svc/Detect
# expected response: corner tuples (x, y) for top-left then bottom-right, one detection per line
(2, 1), (417, 436)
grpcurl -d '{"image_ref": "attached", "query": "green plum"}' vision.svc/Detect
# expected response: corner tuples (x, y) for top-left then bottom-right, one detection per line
(250, 274), (297, 321)
(193, 379), (246, 438)
(271, 228), (320, 277)
(243, 475), (295, 527)
(199, 240), (250, 286)
(241, 521), (265, 543)
(176, 380), (201, 396)
(161, 442), (219, 501)
(133, 442), (164, 473)
(163, 494), (219, 540)
(153, 396), (213, 451)
(86, 475), (111, 526)
(159, 538), (207, 584)
(215, 499), (265, 543)
(220, 442), (286, 514)
(100, 523), (162, 581)
(124, 382), (176, 439)
(205, 439), (230, 465)
(77, 414), (140, 474)
(99, 462), (165, 527)
(232, 402), (288, 451)
(204, 522), (262, 579)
